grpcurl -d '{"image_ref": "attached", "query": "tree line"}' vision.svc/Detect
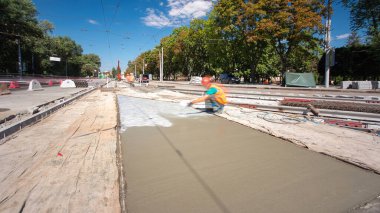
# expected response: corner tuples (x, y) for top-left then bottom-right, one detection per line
(319, 0), (380, 84)
(0, 0), (101, 77)
(127, 0), (379, 84)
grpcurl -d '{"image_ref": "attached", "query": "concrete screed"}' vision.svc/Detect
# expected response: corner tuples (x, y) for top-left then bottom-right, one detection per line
(119, 95), (380, 213)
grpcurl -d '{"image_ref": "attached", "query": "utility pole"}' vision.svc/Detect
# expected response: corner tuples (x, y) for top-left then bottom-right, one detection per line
(324, 0), (332, 88)
(65, 60), (68, 79)
(134, 64), (137, 78)
(17, 38), (22, 80)
(32, 54), (35, 75)
(159, 50), (161, 81)
(142, 58), (145, 74)
(160, 47), (163, 82)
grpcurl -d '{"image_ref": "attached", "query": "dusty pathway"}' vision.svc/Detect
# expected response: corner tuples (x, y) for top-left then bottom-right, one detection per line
(119, 96), (380, 213)
(0, 90), (120, 212)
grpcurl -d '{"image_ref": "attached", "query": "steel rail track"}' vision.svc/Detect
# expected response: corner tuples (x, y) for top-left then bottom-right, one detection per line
(0, 87), (97, 142)
(160, 88), (380, 125)
(164, 88), (380, 103)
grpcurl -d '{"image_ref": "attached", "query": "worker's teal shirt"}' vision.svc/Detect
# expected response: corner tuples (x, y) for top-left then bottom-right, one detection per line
(205, 87), (218, 95)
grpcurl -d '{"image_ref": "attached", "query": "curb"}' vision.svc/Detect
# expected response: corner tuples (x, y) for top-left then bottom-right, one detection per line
(0, 87), (96, 142)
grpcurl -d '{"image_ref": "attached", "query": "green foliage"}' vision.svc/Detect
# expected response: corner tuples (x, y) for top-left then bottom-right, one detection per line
(80, 54), (101, 77)
(111, 67), (117, 78)
(128, 0), (325, 82)
(342, 0), (380, 37)
(347, 31), (362, 47)
(318, 44), (380, 81)
(0, 0), (43, 73)
(0, 0), (100, 77)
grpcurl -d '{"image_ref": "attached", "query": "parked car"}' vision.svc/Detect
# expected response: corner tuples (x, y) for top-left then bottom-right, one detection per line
(219, 73), (240, 84)
(141, 74), (149, 83)
(189, 76), (202, 85)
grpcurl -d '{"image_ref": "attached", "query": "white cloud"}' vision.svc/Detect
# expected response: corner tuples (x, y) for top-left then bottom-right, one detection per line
(88, 19), (99, 25)
(142, 0), (214, 28)
(336, 33), (350, 40)
(168, 0), (212, 19)
(142, 8), (174, 28)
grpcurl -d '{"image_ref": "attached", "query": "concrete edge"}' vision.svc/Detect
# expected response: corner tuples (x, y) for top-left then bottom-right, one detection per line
(349, 195), (380, 212)
(115, 94), (127, 213)
(0, 87), (96, 142)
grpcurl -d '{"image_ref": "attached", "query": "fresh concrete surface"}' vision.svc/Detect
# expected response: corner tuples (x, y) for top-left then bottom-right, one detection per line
(120, 97), (380, 213)
(0, 86), (86, 121)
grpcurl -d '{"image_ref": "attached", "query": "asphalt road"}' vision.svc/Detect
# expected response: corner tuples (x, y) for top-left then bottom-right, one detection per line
(119, 96), (380, 213)
(0, 86), (87, 121)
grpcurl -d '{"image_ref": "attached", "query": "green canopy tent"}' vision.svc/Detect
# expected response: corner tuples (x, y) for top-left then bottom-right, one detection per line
(285, 72), (316, 88)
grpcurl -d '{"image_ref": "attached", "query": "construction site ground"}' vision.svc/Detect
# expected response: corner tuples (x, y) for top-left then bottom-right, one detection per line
(0, 89), (120, 212)
(118, 93), (380, 213)
(1, 81), (380, 212)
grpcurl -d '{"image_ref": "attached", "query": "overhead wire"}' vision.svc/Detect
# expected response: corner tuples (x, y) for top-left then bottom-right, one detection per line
(100, 0), (111, 48)
(109, 0), (121, 30)
(138, 0), (215, 56)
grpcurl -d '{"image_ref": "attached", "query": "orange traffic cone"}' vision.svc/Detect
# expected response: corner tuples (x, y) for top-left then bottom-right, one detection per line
(8, 81), (19, 89)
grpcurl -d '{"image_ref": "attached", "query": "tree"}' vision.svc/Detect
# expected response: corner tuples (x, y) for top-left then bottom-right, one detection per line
(130, 0), (325, 83)
(46, 36), (83, 76)
(80, 54), (101, 77)
(111, 67), (117, 78)
(347, 31), (362, 47)
(251, 0), (325, 76)
(208, 0), (248, 76)
(0, 0), (43, 73)
(342, 0), (380, 37)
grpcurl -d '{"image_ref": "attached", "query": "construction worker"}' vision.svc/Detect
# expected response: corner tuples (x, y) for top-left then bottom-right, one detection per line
(188, 76), (227, 113)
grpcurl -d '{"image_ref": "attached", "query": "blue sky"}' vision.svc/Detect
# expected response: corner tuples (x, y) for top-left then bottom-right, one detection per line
(32, 0), (354, 72)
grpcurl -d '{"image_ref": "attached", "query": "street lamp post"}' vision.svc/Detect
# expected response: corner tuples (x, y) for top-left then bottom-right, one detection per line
(159, 47), (163, 82)
(65, 59), (68, 79)
(17, 38), (22, 80)
(134, 64), (137, 78)
(142, 58), (145, 74)
(324, 0), (332, 88)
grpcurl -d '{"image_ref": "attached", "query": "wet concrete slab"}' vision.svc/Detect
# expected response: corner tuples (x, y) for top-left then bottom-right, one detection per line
(119, 96), (380, 213)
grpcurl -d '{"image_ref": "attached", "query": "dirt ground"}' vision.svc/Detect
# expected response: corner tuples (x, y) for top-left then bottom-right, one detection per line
(0, 90), (120, 212)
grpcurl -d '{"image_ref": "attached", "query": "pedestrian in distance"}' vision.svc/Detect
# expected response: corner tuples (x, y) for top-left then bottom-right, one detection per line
(187, 76), (227, 113)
